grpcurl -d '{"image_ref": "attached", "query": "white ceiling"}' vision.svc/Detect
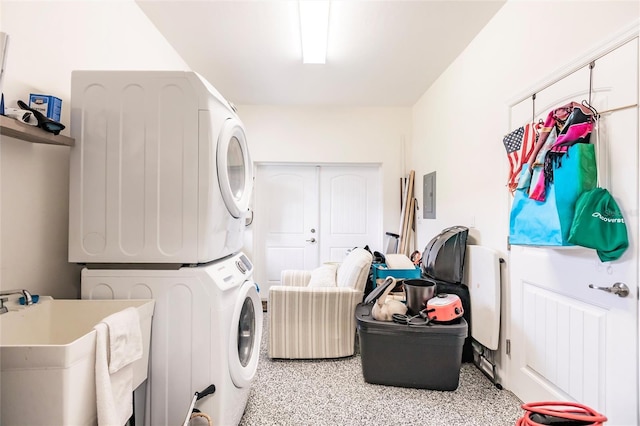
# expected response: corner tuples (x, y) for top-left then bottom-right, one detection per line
(136, 0), (505, 107)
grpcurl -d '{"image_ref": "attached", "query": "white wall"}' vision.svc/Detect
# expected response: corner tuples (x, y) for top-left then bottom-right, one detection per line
(237, 105), (412, 257)
(0, 1), (188, 298)
(411, 0), (639, 385)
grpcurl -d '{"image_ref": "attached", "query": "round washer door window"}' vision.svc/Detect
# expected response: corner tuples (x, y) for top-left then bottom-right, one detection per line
(216, 118), (253, 218)
(238, 297), (255, 367)
(228, 280), (263, 388)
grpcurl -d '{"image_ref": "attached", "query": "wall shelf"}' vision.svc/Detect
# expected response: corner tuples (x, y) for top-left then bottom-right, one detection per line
(0, 114), (74, 147)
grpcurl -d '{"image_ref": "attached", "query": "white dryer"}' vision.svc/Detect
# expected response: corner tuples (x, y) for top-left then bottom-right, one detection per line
(81, 252), (263, 426)
(69, 70), (253, 264)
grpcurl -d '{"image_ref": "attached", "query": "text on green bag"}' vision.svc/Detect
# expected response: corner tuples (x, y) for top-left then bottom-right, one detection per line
(592, 212), (625, 223)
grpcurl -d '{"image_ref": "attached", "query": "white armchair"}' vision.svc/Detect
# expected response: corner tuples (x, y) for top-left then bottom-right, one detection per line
(268, 247), (373, 359)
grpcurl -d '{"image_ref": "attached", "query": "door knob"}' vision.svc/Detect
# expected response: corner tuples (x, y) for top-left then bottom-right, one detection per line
(306, 238), (316, 243)
(588, 282), (630, 298)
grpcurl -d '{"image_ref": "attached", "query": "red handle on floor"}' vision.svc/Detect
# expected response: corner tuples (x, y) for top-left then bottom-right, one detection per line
(516, 401), (607, 425)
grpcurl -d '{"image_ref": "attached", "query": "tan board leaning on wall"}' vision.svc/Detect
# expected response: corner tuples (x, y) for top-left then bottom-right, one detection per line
(398, 170), (415, 256)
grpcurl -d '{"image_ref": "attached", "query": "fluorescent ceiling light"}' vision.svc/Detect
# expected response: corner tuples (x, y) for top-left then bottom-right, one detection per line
(299, 0), (330, 64)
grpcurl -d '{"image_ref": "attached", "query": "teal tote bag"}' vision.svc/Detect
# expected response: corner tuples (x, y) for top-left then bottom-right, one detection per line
(509, 143), (597, 246)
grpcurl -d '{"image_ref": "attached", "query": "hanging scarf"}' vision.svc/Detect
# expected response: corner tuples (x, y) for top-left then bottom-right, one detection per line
(526, 102), (595, 201)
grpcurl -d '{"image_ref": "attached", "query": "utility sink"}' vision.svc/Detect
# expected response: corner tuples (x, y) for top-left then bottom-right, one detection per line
(0, 297), (154, 426)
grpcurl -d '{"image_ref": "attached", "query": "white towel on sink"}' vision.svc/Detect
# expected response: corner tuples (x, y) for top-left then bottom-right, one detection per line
(94, 307), (143, 426)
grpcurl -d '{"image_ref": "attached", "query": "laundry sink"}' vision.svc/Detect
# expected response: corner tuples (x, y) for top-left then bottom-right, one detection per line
(0, 297), (154, 426)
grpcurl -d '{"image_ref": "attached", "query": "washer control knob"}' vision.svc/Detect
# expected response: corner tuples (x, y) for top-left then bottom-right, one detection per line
(236, 260), (247, 274)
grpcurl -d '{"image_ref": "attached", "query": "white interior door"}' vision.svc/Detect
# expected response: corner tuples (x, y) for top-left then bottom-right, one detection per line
(508, 38), (638, 425)
(319, 166), (381, 261)
(254, 165), (320, 299)
(253, 164), (382, 299)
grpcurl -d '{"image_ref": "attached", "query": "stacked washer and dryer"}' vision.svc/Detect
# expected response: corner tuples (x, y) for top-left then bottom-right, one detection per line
(69, 71), (263, 426)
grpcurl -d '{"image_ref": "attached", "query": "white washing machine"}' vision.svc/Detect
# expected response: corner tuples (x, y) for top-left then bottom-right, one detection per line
(81, 251), (263, 426)
(69, 70), (253, 264)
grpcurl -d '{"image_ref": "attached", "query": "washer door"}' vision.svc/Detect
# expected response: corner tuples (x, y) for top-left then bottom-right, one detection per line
(216, 118), (253, 218)
(228, 280), (263, 388)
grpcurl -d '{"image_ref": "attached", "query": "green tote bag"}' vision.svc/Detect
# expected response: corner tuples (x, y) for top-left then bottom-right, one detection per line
(568, 187), (628, 262)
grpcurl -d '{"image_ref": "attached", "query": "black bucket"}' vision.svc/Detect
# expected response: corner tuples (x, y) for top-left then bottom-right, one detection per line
(403, 278), (436, 315)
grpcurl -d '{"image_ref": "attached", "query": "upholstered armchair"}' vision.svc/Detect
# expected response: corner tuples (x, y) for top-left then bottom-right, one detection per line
(268, 247), (373, 359)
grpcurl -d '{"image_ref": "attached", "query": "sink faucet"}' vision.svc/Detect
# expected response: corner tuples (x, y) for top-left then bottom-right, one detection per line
(0, 289), (33, 314)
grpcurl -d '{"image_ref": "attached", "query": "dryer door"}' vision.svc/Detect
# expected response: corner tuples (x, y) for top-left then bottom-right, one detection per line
(216, 118), (253, 218)
(228, 280), (263, 388)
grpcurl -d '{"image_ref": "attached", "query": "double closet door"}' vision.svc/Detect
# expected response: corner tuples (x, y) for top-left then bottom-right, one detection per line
(253, 164), (382, 299)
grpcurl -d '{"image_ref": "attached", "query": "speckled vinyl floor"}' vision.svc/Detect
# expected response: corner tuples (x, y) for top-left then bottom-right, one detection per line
(239, 315), (524, 426)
